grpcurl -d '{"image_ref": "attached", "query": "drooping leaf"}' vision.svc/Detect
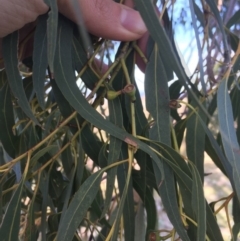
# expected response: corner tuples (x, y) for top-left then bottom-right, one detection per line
(39, 171), (50, 241)
(2, 32), (39, 125)
(33, 13), (48, 109)
(56, 170), (104, 241)
(145, 43), (190, 241)
(0, 82), (18, 158)
(101, 84), (123, 218)
(232, 222), (240, 241)
(186, 100), (206, 181)
(133, 175), (157, 237)
(43, 0), (58, 72)
(191, 164), (206, 241)
(0, 178), (25, 240)
(217, 79), (240, 201)
(117, 161), (135, 241)
(61, 133), (74, 178)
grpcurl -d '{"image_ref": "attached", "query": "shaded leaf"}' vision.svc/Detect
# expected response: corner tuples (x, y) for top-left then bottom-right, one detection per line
(43, 0), (58, 72)
(117, 162), (135, 240)
(101, 84), (123, 218)
(56, 170), (103, 241)
(145, 44), (189, 241)
(186, 100), (206, 181)
(0, 83), (18, 158)
(0, 178), (25, 240)
(2, 32), (39, 125)
(191, 164), (206, 241)
(133, 175), (157, 237)
(33, 13), (48, 109)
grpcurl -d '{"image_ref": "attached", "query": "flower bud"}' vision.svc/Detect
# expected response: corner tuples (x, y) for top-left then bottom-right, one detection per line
(123, 84), (136, 102)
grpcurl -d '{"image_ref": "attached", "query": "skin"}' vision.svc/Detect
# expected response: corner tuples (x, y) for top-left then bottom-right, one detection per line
(0, 0), (150, 71)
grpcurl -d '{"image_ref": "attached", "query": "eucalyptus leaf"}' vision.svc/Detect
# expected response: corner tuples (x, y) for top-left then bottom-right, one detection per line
(2, 32), (39, 125)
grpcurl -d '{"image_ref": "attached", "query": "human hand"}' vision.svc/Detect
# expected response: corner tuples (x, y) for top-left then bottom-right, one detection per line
(0, 0), (149, 70)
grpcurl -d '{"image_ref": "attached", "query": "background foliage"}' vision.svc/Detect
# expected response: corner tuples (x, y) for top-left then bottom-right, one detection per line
(1, 0), (240, 240)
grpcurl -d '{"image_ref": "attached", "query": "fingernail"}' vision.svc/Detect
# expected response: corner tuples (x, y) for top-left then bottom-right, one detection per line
(121, 7), (147, 35)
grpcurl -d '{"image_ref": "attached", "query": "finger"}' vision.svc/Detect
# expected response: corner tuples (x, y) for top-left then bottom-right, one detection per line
(57, 0), (147, 41)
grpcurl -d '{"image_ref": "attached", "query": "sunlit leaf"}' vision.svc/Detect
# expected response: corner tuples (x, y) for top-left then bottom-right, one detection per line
(217, 80), (240, 201)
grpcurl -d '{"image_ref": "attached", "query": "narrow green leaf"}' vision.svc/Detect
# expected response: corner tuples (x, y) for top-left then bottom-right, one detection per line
(169, 80), (182, 121)
(2, 32), (39, 125)
(72, 35), (98, 91)
(186, 100), (206, 180)
(191, 164), (206, 241)
(0, 185), (2, 224)
(217, 80), (240, 201)
(74, 135), (85, 189)
(0, 83), (18, 158)
(1, 173), (16, 208)
(145, 44), (189, 241)
(39, 171), (50, 241)
(43, 0), (58, 72)
(0, 69), (7, 88)
(122, 52), (148, 134)
(0, 178), (24, 240)
(61, 134), (74, 178)
(134, 202), (145, 241)
(232, 195), (240, 228)
(117, 162), (135, 240)
(56, 170), (103, 241)
(232, 222), (240, 241)
(101, 85), (123, 218)
(133, 175), (157, 237)
(110, 147), (132, 241)
(82, 125), (104, 166)
(33, 13), (48, 109)
(30, 145), (57, 168)
(61, 167), (76, 218)
(24, 198), (38, 241)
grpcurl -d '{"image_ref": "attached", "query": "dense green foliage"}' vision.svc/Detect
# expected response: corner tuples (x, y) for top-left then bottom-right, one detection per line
(1, 0), (240, 240)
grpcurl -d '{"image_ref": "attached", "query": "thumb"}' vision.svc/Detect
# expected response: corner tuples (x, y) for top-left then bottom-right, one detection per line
(58, 0), (147, 41)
